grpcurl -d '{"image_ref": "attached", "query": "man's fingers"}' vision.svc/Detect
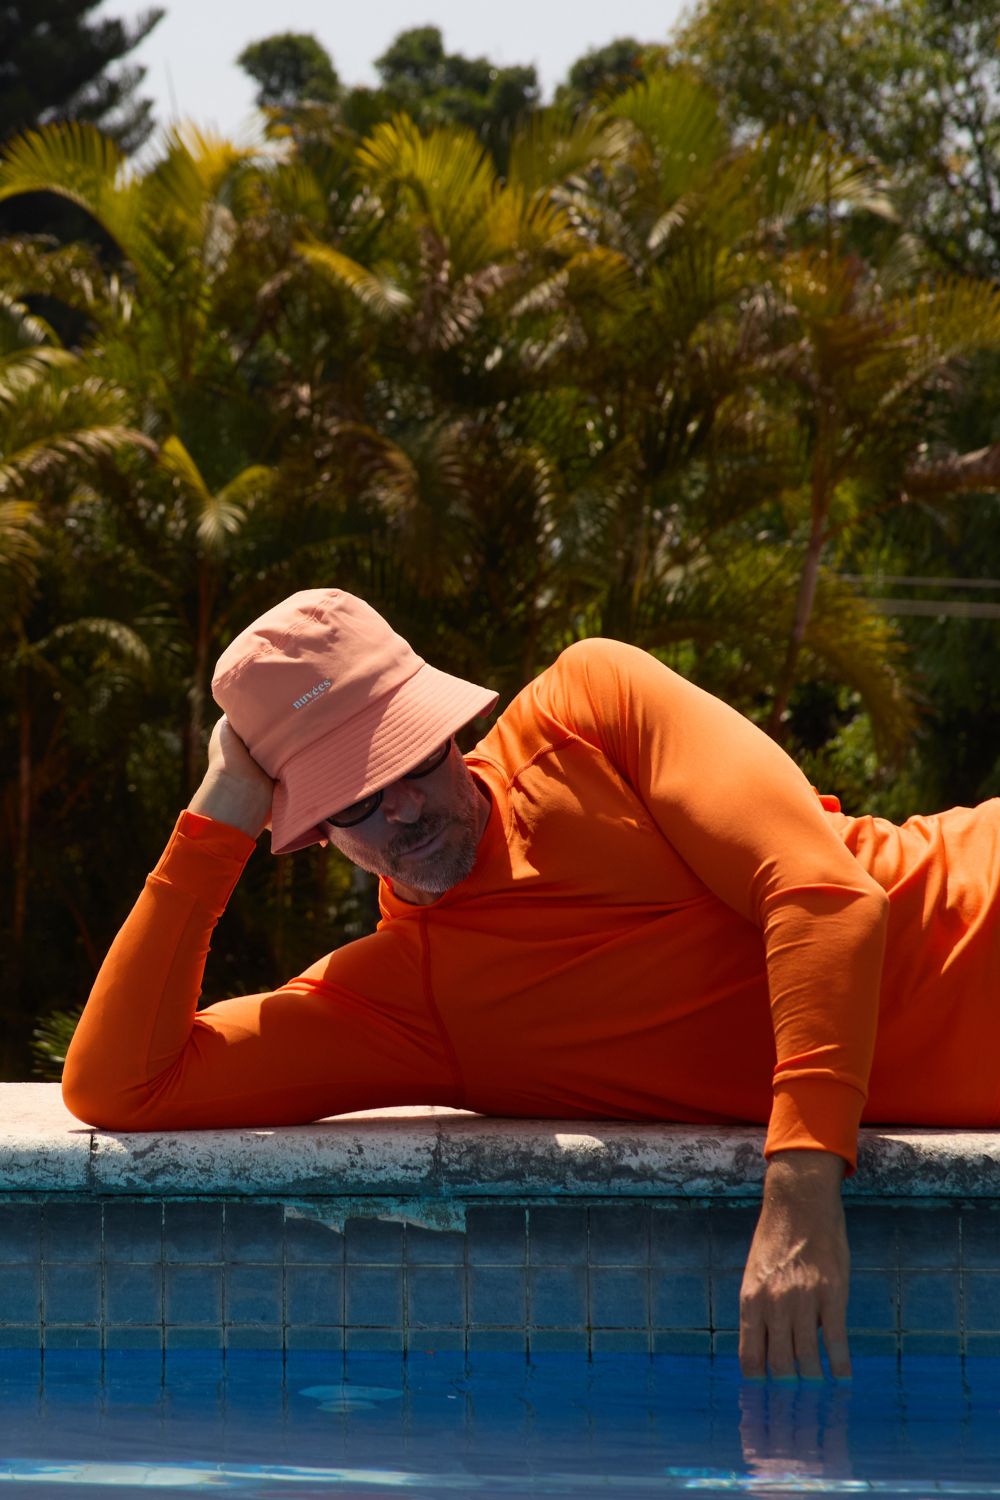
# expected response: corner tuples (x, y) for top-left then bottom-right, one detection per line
(791, 1311), (824, 1381)
(764, 1316), (797, 1380)
(820, 1300), (852, 1379)
(741, 1290), (846, 1380)
(739, 1300), (767, 1379)
(741, 1289), (797, 1379)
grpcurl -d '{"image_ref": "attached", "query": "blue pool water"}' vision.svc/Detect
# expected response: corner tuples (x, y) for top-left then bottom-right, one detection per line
(1, 1353), (999, 1497)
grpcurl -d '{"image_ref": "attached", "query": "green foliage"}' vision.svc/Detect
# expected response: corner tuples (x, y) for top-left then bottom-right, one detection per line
(0, 1), (163, 154)
(237, 33), (341, 112)
(554, 37), (672, 111)
(675, 0), (1000, 280)
(372, 25), (540, 140)
(31, 1008), (80, 1081)
(242, 24), (542, 168)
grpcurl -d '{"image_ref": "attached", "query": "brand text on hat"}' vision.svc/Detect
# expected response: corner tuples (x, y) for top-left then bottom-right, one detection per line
(291, 679), (332, 710)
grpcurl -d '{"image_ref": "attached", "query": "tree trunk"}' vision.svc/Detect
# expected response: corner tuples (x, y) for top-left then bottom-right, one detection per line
(187, 564), (215, 796)
(2, 662), (33, 1077)
(13, 667), (31, 955)
(766, 419), (834, 744)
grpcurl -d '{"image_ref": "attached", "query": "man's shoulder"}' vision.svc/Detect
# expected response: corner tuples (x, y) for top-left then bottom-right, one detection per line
(536, 636), (662, 706)
(538, 635), (647, 688)
(508, 637), (626, 720)
(474, 637), (652, 766)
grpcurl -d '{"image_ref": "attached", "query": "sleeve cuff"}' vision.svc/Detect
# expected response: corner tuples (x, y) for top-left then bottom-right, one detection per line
(764, 1079), (866, 1175)
(149, 810), (257, 915)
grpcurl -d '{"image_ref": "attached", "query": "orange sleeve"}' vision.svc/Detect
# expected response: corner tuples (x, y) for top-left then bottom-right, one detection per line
(537, 638), (889, 1170)
(61, 812), (452, 1130)
(62, 811), (254, 1127)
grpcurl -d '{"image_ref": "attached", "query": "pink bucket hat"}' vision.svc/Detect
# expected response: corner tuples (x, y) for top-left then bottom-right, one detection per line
(211, 589), (498, 855)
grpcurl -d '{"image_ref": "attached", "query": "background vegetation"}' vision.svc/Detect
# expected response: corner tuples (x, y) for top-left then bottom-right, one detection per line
(4, 0), (1000, 1080)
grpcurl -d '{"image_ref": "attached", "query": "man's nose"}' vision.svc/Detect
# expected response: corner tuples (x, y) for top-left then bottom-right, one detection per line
(380, 778), (426, 823)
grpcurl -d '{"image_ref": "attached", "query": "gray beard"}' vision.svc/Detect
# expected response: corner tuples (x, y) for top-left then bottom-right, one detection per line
(385, 809), (481, 895)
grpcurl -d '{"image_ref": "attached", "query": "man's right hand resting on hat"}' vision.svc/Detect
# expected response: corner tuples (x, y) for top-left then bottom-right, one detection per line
(188, 716), (274, 840)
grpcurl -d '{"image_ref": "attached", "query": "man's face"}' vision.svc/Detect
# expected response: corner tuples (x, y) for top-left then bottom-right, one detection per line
(323, 743), (490, 904)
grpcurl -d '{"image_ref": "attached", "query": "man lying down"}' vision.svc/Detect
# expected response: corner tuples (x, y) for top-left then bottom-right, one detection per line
(62, 588), (1000, 1379)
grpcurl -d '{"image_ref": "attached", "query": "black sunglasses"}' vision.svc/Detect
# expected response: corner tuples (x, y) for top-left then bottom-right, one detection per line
(325, 739), (452, 828)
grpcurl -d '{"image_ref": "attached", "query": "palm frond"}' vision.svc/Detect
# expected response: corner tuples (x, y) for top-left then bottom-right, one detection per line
(550, 185), (644, 264)
(0, 424), (154, 494)
(506, 106), (621, 195)
(866, 277), (1000, 417)
(0, 237), (107, 318)
(295, 238), (412, 319)
(158, 444), (274, 551)
(511, 245), (637, 322)
(157, 433), (212, 505)
(802, 573), (915, 756)
(648, 194), (701, 252)
(215, 464), (276, 511)
(903, 442), (1000, 497)
(428, 264), (522, 349)
(0, 348), (80, 409)
(359, 114), (496, 210)
(0, 120), (128, 200)
(479, 183), (576, 258)
(263, 159), (331, 226)
(606, 70), (728, 204)
(745, 122), (896, 233)
(328, 420), (421, 511)
(357, 115), (500, 270)
(0, 290), (59, 354)
(509, 268), (571, 320)
(0, 123), (158, 278)
(637, 542), (915, 757)
(157, 125), (260, 202)
(564, 247), (636, 308)
(195, 463), (276, 551)
(44, 616), (153, 675)
(142, 127), (263, 279)
(0, 497), (42, 609)
(195, 494), (247, 550)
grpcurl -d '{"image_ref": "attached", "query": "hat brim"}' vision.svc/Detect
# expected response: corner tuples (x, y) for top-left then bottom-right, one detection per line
(269, 661), (498, 855)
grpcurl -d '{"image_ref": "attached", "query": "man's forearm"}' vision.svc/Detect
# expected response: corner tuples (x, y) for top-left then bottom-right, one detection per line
(62, 812), (257, 1129)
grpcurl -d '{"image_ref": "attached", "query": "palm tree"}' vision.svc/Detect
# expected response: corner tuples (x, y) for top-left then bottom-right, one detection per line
(0, 331), (154, 1067)
(762, 255), (1000, 740)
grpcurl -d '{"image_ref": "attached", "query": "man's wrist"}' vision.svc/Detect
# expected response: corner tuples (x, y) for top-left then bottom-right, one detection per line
(187, 770), (272, 839)
(764, 1149), (846, 1202)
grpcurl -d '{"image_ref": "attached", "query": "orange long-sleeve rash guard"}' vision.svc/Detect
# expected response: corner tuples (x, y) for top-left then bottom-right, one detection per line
(64, 637), (998, 1168)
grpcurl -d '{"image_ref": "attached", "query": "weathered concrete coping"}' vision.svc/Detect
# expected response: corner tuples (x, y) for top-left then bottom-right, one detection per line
(2, 1084), (999, 1199)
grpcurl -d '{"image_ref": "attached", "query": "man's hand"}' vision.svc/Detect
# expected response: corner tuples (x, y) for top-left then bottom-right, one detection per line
(187, 716), (275, 839)
(738, 1149), (851, 1381)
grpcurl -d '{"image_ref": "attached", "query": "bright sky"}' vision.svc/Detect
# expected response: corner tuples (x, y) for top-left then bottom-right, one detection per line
(101, 0), (689, 140)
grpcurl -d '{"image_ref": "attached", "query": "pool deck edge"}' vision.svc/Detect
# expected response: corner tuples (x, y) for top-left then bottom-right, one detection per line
(2, 1083), (999, 1199)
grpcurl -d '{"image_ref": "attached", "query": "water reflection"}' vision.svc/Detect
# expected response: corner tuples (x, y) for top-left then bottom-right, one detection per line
(739, 1377), (856, 1484)
(0, 1351), (997, 1496)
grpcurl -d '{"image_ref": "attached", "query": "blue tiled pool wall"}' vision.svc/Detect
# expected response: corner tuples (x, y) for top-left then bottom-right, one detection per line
(0, 1197), (997, 1356)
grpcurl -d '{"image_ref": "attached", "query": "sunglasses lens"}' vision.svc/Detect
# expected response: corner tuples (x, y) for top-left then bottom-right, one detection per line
(408, 741), (451, 777)
(327, 740), (451, 827)
(329, 794), (380, 828)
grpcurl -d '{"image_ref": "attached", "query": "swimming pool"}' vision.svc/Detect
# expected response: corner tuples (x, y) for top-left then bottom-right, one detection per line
(8, 1094), (1000, 1494)
(1, 1352), (999, 1497)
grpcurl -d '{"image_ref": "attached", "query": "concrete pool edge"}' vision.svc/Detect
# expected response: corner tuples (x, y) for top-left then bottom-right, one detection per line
(4, 1084), (1000, 1355)
(3, 1083), (999, 1199)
